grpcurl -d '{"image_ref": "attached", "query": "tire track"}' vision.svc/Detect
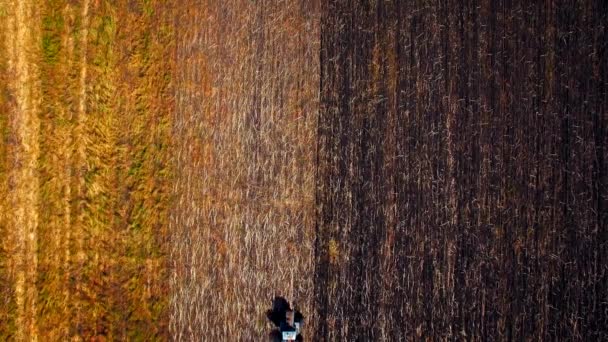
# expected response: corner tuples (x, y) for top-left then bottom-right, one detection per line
(73, 0), (89, 332)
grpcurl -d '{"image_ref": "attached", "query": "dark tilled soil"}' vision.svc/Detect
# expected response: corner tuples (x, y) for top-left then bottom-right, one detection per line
(314, 1), (607, 340)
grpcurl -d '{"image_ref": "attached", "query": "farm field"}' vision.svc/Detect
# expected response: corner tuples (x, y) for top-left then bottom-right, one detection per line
(0, 0), (606, 340)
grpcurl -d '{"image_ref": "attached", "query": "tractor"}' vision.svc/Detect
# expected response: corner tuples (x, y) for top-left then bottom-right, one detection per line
(266, 296), (304, 341)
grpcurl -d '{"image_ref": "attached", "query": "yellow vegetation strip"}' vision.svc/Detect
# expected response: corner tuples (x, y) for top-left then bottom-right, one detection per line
(3, 0), (41, 340)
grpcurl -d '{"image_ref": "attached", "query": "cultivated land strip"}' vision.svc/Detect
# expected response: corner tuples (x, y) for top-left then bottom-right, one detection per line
(1, 0), (41, 340)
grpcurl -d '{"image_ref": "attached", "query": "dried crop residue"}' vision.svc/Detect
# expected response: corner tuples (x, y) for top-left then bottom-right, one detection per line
(170, 0), (319, 339)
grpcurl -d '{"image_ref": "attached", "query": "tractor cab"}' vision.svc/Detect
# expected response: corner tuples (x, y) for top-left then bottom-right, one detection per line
(267, 296), (304, 341)
(280, 309), (302, 340)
